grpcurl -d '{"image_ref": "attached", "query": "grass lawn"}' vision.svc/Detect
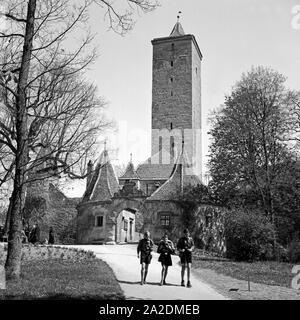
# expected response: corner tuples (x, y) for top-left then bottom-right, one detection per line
(0, 259), (124, 300)
(193, 259), (295, 288)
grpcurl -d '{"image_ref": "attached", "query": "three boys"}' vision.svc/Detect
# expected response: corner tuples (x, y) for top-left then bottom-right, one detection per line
(137, 229), (194, 287)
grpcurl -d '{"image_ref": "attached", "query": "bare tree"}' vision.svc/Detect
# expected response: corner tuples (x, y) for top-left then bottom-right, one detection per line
(0, 0), (159, 279)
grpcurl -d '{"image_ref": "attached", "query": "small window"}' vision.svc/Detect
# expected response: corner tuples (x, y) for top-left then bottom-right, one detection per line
(170, 77), (173, 82)
(196, 67), (198, 74)
(171, 90), (173, 96)
(95, 216), (103, 227)
(171, 61), (174, 67)
(171, 43), (174, 50)
(160, 214), (170, 226)
(170, 122), (173, 130)
(124, 219), (128, 231)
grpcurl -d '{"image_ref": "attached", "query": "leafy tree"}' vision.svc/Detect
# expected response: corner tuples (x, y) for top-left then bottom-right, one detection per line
(225, 208), (276, 261)
(208, 66), (299, 225)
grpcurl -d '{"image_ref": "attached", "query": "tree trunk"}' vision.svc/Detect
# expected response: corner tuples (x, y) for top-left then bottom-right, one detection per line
(5, 0), (36, 280)
(3, 197), (12, 234)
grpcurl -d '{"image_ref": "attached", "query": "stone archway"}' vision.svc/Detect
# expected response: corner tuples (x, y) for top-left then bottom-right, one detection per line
(110, 197), (148, 243)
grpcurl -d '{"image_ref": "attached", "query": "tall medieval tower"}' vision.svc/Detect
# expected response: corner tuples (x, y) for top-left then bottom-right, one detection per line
(151, 20), (202, 177)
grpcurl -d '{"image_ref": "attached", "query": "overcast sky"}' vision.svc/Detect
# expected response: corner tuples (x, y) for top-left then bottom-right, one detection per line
(66, 0), (300, 196)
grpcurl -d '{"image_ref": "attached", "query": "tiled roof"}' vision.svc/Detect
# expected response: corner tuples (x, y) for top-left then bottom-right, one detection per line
(82, 150), (119, 202)
(136, 163), (174, 180)
(170, 22), (185, 37)
(136, 148), (175, 180)
(119, 162), (139, 180)
(147, 161), (182, 201)
(146, 149), (201, 201)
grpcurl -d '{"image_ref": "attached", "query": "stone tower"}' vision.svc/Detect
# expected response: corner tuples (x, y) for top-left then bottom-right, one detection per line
(151, 20), (202, 176)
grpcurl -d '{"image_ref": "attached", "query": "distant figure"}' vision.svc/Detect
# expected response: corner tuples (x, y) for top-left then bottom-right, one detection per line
(157, 233), (175, 286)
(177, 228), (194, 288)
(137, 231), (154, 285)
(48, 227), (55, 245)
(29, 224), (40, 244)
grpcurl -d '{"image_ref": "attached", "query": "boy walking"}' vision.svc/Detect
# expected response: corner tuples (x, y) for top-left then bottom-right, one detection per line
(177, 228), (194, 288)
(137, 231), (154, 285)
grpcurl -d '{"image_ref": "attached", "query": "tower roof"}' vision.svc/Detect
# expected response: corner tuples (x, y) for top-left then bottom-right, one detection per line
(82, 150), (119, 202)
(119, 161), (139, 180)
(170, 21), (185, 37)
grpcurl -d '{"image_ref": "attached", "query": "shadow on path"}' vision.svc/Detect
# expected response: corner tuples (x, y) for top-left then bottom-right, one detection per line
(118, 280), (181, 287)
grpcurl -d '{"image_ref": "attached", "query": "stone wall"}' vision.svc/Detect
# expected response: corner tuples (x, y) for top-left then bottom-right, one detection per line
(151, 37), (193, 131)
(143, 200), (183, 244)
(77, 201), (112, 244)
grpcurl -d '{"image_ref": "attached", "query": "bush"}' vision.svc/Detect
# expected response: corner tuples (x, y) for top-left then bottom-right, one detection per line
(287, 240), (300, 263)
(225, 209), (276, 261)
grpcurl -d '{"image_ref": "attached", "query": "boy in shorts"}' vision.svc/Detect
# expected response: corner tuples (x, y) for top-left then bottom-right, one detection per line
(177, 228), (194, 288)
(137, 231), (154, 285)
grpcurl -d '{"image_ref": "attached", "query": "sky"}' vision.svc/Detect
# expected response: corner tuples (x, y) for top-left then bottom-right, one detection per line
(65, 0), (300, 196)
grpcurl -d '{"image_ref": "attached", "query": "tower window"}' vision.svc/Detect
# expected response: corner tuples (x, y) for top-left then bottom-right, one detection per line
(171, 43), (174, 50)
(170, 122), (173, 130)
(171, 61), (174, 67)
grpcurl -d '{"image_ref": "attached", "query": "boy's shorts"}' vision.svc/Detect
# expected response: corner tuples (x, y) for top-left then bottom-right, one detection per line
(140, 253), (152, 265)
(180, 251), (192, 264)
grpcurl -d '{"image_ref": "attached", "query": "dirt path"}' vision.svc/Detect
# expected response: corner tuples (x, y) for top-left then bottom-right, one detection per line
(73, 244), (226, 300)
